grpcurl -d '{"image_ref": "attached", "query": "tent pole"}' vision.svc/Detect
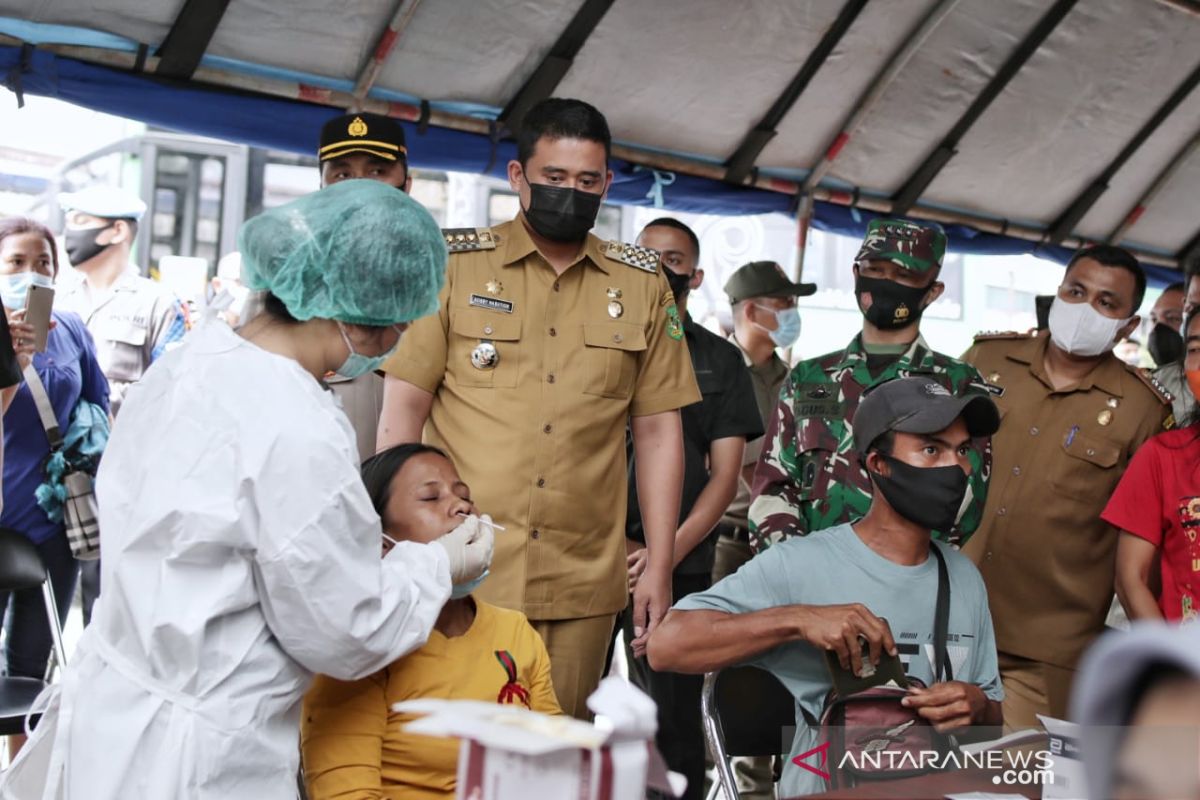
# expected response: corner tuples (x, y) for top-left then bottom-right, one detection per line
(801, 0), (962, 196)
(723, 0), (869, 184)
(351, 0), (424, 109)
(1153, 0), (1200, 16)
(1107, 128), (1200, 245)
(1, 37), (1179, 270)
(1047, 59), (1200, 244)
(890, 0), (1078, 215)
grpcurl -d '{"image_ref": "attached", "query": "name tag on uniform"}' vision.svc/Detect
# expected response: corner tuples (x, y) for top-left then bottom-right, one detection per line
(468, 294), (514, 314)
(795, 383), (842, 418)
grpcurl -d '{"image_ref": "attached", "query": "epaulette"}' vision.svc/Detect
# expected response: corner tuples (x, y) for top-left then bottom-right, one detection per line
(972, 330), (1034, 342)
(443, 228), (497, 253)
(601, 241), (659, 273)
(1127, 364), (1174, 406)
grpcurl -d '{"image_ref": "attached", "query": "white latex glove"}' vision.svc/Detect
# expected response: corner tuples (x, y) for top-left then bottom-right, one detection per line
(434, 514), (495, 584)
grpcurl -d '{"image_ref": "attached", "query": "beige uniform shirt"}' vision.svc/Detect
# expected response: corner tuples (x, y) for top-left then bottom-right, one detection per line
(720, 333), (787, 529)
(386, 219), (701, 620)
(962, 331), (1172, 668)
(57, 268), (187, 416)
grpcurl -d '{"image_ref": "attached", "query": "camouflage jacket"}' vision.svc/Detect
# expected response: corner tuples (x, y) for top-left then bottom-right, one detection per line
(748, 334), (992, 551)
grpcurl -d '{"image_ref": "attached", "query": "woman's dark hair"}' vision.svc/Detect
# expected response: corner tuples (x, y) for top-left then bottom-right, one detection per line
(262, 292), (299, 323)
(0, 217), (60, 276)
(1121, 662), (1189, 724)
(360, 443), (449, 518)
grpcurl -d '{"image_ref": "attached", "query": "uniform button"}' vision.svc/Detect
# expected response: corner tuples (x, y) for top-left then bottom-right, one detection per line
(543, 424), (553, 434)
(1030, 426), (1039, 436)
(483, 325), (493, 335)
(1086, 448), (1095, 456)
(537, 477), (545, 488)
(547, 373), (556, 384)
(531, 529), (541, 540)
(1012, 466), (1021, 476)
(613, 333), (623, 343)
(553, 282), (560, 292)
(985, 551), (993, 561)
(997, 507), (1007, 516)
(549, 327), (557, 336)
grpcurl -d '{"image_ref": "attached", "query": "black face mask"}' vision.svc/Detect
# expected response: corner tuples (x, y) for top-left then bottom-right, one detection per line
(665, 270), (692, 303)
(1148, 323), (1184, 366)
(855, 274), (931, 330)
(522, 183), (602, 243)
(871, 455), (967, 533)
(64, 224), (115, 267)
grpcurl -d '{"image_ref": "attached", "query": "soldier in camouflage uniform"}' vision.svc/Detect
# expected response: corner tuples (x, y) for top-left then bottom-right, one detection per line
(748, 219), (992, 551)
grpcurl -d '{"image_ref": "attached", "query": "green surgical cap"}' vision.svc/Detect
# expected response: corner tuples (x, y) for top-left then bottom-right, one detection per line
(238, 180), (447, 326)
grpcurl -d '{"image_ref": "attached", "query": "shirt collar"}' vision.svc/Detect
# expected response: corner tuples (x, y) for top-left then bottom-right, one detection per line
(500, 216), (609, 274)
(833, 332), (935, 372)
(727, 330), (788, 375)
(1011, 331), (1127, 396)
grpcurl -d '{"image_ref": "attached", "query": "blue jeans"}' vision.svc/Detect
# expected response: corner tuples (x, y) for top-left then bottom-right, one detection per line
(0, 532), (77, 679)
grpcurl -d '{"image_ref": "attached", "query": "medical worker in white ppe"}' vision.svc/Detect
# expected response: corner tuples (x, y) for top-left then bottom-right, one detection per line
(1, 179), (494, 800)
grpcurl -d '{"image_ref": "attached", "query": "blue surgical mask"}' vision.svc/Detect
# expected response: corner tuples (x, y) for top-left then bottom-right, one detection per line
(450, 568), (489, 600)
(336, 322), (402, 379)
(757, 304), (801, 348)
(1, 272), (52, 311)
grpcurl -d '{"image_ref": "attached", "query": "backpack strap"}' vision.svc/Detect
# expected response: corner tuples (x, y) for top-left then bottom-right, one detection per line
(931, 545), (953, 683)
(22, 363), (64, 451)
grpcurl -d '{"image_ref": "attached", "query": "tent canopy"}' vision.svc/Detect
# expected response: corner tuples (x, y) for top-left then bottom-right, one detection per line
(1, 0), (1199, 280)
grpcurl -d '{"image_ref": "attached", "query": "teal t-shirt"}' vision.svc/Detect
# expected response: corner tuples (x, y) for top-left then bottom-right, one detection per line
(674, 522), (1003, 797)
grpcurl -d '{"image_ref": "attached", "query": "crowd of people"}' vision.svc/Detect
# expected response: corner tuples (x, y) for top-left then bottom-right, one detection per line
(0, 94), (1196, 800)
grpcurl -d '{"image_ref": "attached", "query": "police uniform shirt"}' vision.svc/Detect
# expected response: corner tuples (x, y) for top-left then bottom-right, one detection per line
(386, 219), (701, 620)
(56, 267), (188, 415)
(625, 314), (764, 575)
(962, 330), (1173, 669)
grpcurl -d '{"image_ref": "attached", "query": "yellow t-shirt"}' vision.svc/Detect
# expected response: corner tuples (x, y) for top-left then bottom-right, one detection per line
(301, 600), (560, 800)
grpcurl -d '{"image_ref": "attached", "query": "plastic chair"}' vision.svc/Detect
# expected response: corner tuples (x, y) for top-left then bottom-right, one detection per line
(701, 665), (795, 800)
(0, 528), (69, 736)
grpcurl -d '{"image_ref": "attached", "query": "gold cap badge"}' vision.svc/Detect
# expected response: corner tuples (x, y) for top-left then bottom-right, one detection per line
(348, 116), (368, 137)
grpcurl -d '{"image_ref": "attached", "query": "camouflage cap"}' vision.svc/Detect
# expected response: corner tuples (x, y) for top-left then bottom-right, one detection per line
(853, 376), (999, 455)
(724, 260), (817, 305)
(855, 218), (947, 274)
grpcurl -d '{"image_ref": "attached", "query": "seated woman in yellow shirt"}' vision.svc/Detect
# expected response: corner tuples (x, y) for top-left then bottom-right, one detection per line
(301, 443), (560, 800)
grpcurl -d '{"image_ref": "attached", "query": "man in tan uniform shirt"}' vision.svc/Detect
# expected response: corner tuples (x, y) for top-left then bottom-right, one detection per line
(378, 98), (699, 718)
(962, 245), (1172, 730)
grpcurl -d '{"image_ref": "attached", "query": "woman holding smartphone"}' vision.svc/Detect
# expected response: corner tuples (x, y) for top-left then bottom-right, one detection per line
(0, 217), (109, 753)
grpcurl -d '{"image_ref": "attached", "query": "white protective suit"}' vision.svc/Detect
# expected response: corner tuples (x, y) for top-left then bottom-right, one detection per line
(2, 323), (451, 799)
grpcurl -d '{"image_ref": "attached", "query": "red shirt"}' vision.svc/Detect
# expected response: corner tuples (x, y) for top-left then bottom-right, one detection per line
(1102, 427), (1200, 623)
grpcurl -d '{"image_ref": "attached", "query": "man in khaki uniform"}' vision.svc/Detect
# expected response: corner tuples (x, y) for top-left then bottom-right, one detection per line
(317, 111), (412, 461)
(377, 98), (699, 718)
(56, 186), (189, 624)
(56, 187), (188, 417)
(962, 245), (1173, 730)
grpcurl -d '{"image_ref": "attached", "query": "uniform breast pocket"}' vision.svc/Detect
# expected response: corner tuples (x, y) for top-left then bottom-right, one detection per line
(1052, 431), (1120, 502)
(448, 309), (522, 389)
(795, 416), (842, 501)
(95, 321), (147, 382)
(582, 322), (646, 399)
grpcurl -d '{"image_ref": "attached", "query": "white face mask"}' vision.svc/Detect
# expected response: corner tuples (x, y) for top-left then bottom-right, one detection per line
(1048, 296), (1130, 357)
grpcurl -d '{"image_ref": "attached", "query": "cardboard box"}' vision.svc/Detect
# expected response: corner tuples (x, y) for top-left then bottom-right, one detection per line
(396, 678), (683, 800)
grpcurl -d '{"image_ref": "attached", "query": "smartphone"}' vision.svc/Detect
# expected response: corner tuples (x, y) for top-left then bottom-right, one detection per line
(24, 284), (54, 352)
